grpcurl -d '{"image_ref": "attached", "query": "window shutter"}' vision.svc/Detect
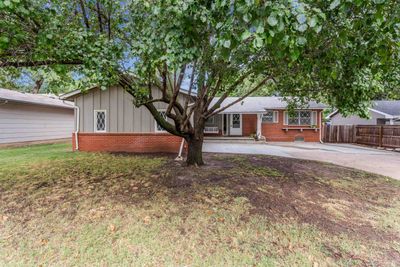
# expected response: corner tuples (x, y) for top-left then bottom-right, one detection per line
(273, 111), (279, 123)
(283, 111), (288, 125)
(311, 111), (317, 126)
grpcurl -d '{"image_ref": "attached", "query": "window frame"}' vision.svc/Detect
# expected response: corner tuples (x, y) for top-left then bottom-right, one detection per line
(94, 109), (107, 133)
(262, 110), (278, 123)
(155, 110), (168, 132)
(284, 110), (314, 126)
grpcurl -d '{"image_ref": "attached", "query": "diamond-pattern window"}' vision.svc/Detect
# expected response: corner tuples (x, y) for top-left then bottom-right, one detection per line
(156, 111), (167, 132)
(95, 111), (106, 132)
(287, 111), (311, 125)
(299, 111), (311, 125)
(232, 114), (240, 128)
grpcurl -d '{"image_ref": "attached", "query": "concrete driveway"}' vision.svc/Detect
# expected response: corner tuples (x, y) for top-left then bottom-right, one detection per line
(203, 141), (400, 180)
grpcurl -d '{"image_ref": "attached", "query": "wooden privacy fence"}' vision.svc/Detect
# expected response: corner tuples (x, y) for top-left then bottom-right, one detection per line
(323, 125), (355, 143)
(323, 125), (400, 148)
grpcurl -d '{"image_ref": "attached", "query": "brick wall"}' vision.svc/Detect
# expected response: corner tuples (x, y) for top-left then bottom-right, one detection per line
(242, 114), (257, 137)
(72, 133), (184, 153)
(261, 110), (322, 142)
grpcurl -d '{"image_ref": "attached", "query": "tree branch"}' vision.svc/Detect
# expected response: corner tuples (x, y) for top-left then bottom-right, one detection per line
(0, 60), (83, 68)
(205, 70), (253, 116)
(183, 61), (197, 112)
(78, 0), (90, 29)
(207, 76), (272, 118)
(96, 1), (104, 33)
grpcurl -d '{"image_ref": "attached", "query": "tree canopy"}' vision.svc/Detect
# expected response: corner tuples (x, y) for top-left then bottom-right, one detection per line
(1, 0), (399, 164)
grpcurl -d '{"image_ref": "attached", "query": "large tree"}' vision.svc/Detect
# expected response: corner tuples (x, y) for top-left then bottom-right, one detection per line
(0, 0), (399, 165)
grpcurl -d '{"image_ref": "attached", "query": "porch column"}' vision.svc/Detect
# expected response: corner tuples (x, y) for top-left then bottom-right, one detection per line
(256, 114), (262, 138)
(221, 114), (225, 135)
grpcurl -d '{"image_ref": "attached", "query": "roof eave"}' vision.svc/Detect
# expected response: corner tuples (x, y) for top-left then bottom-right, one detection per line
(0, 97), (74, 109)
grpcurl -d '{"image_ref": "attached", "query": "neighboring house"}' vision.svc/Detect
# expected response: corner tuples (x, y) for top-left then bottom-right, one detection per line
(0, 88), (74, 145)
(327, 100), (400, 125)
(61, 86), (326, 153)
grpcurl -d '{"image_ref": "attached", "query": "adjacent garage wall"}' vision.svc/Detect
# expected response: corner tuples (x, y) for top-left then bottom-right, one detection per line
(0, 102), (74, 144)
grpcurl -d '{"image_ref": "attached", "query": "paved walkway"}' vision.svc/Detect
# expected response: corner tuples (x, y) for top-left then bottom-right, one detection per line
(203, 142), (400, 180)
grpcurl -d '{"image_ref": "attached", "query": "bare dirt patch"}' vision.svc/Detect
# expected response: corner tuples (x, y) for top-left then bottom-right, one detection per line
(153, 153), (400, 264)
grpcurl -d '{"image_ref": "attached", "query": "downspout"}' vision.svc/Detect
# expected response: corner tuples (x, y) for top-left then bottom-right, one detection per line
(73, 105), (80, 150)
(319, 110), (324, 143)
(175, 138), (185, 161)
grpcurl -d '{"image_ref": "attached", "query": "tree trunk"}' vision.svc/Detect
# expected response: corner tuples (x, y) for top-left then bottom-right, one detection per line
(186, 135), (204, 166)
(185, 104), (206, 166)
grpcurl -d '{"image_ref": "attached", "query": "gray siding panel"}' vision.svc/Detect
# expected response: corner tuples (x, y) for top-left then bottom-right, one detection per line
(100, 88), (110, 132)
(330, 110), (383, 125)
(117, 88), (124, 132)
(83, 92), (94, 132)
(0, 102), (74, 144)
(109, 87), (118, 132)
(74, 86), (192, 133)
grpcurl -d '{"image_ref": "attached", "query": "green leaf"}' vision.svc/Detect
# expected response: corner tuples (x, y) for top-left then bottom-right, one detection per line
(277, 20), (285, 32)
(256, 24), (264, 33)
(243, 14), (250, 23)
(267, 14), (278, 27)
(4, 0), (11, 6)
(297, 24), (308, 32)
(0, 36), (10, 49)
(241, 31), (251, 40)
(296, 14), (307, 24)
(223, 40), (231, 48)
(269, 30), (275, 37)
(331, 70), (338, 79)
(254, 36), (263, 48)
(296, 37), (307, 46)
(290, 49), (300, 61)
(329, 0), (341, 10)
(308, 17), (318, 28)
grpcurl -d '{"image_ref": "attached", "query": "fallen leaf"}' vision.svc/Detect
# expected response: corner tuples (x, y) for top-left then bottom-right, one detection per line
(108, 224), (116, 233)
(0, 215), (9, 223)
(143, 216), (151, 224)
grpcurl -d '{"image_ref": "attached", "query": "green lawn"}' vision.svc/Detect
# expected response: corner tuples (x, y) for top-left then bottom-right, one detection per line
(0, 143), (399, 266)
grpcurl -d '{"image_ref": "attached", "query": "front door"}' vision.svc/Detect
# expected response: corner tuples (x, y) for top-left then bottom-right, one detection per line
(230, 114), (242, 135)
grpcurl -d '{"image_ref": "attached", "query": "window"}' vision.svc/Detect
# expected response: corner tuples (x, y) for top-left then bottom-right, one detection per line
(94, 110), (106, 132)
(284, 110), (317, 126)
(206, 116), (216, 125)
(262, 111), (278, 123)
(155, 110), (168, 132)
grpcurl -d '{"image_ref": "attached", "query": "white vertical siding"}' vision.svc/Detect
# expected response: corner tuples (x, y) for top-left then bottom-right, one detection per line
(0, 102), (74, 144)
